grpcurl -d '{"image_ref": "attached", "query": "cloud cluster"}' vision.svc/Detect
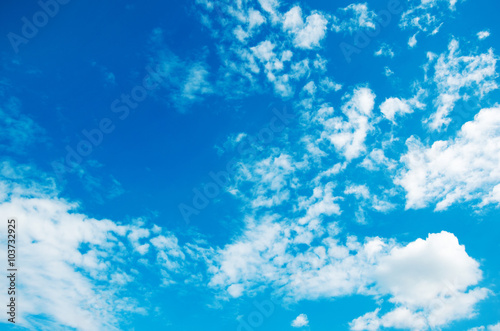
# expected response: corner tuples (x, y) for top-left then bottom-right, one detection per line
(398, 106), (500, 210)
(209, 208), (487, 330)
(426, 39), (498, 130)
(400, 0), (461, 36)
(332, 3), (378, 35)
(0, 163), (201, 330)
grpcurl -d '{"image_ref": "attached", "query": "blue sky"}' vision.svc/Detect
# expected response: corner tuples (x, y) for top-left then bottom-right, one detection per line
(1, 0), (500, 330)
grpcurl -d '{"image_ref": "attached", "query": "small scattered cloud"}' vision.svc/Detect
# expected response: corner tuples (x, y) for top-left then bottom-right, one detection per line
(291, 313), (309, 327)
(374, 44), (394, 58)
(408, 33), (418, 48)
(477, 30), (491, 40)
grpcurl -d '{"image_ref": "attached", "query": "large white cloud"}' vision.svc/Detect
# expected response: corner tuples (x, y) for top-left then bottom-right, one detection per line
(398, 106), (500, 210)
(380, 97), (413, 123)
(209, 211), (488, 330)
(283, 6), (329, 49)
(0, 164), (191, 330)
(193, 0), (335, 100)
(351, 232), (488, 330)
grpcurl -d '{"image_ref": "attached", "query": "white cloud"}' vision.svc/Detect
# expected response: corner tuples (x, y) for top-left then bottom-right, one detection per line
(210, 211), (488, 329)
(227, 283), (244, 298)
(345, 184), (370, 200)
(398, 106), (500, 210)
(477, 30), (491, 40)
(0, 162), (194, 330)
(257, 0), (280, 23)
(297, 182), (342, 225)
(283, 6), (303, 31)
(426, 39), (498, 131)
(332, 3), (377, 35)
(380, 98), (412, 123)
(374, 44), (394, 58)
(249, 9), (266, 29)
(294, 13), (329, 49)
(470, 322), (500, 331)
(230, 153), (299, 209)
(250, 40), (300, 97)
(283, 7), (329, 49)
(251, 40), (276, 62)
(379, 94), (425, 124)
(351, 231), (489, 330)
(0, 188), (144, 330)
(408, 32), (418, 48)
(318, 87), (376, 160)
(344, 183), (396, 219)
(188, 4), (493, 329)
(291, 313), (309, 327)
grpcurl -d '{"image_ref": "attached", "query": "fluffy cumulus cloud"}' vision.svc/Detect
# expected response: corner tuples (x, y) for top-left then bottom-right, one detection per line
(318, 87), (376, 160)
(282, 6), (329, 49)
(380, 98), (412, 123)
(398, 107), (500, 210)
(193, 0), (334, 100)
(202, 96), (490, 325)
(379, 92), (425, 124)
(201, 79), (490, 325)
(477, 30), (491, 40)
(291, 313), (309, 327)
(374, 43), (394, 58)
(207, 183), (382, 302)
(209, 209), (488, 330)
